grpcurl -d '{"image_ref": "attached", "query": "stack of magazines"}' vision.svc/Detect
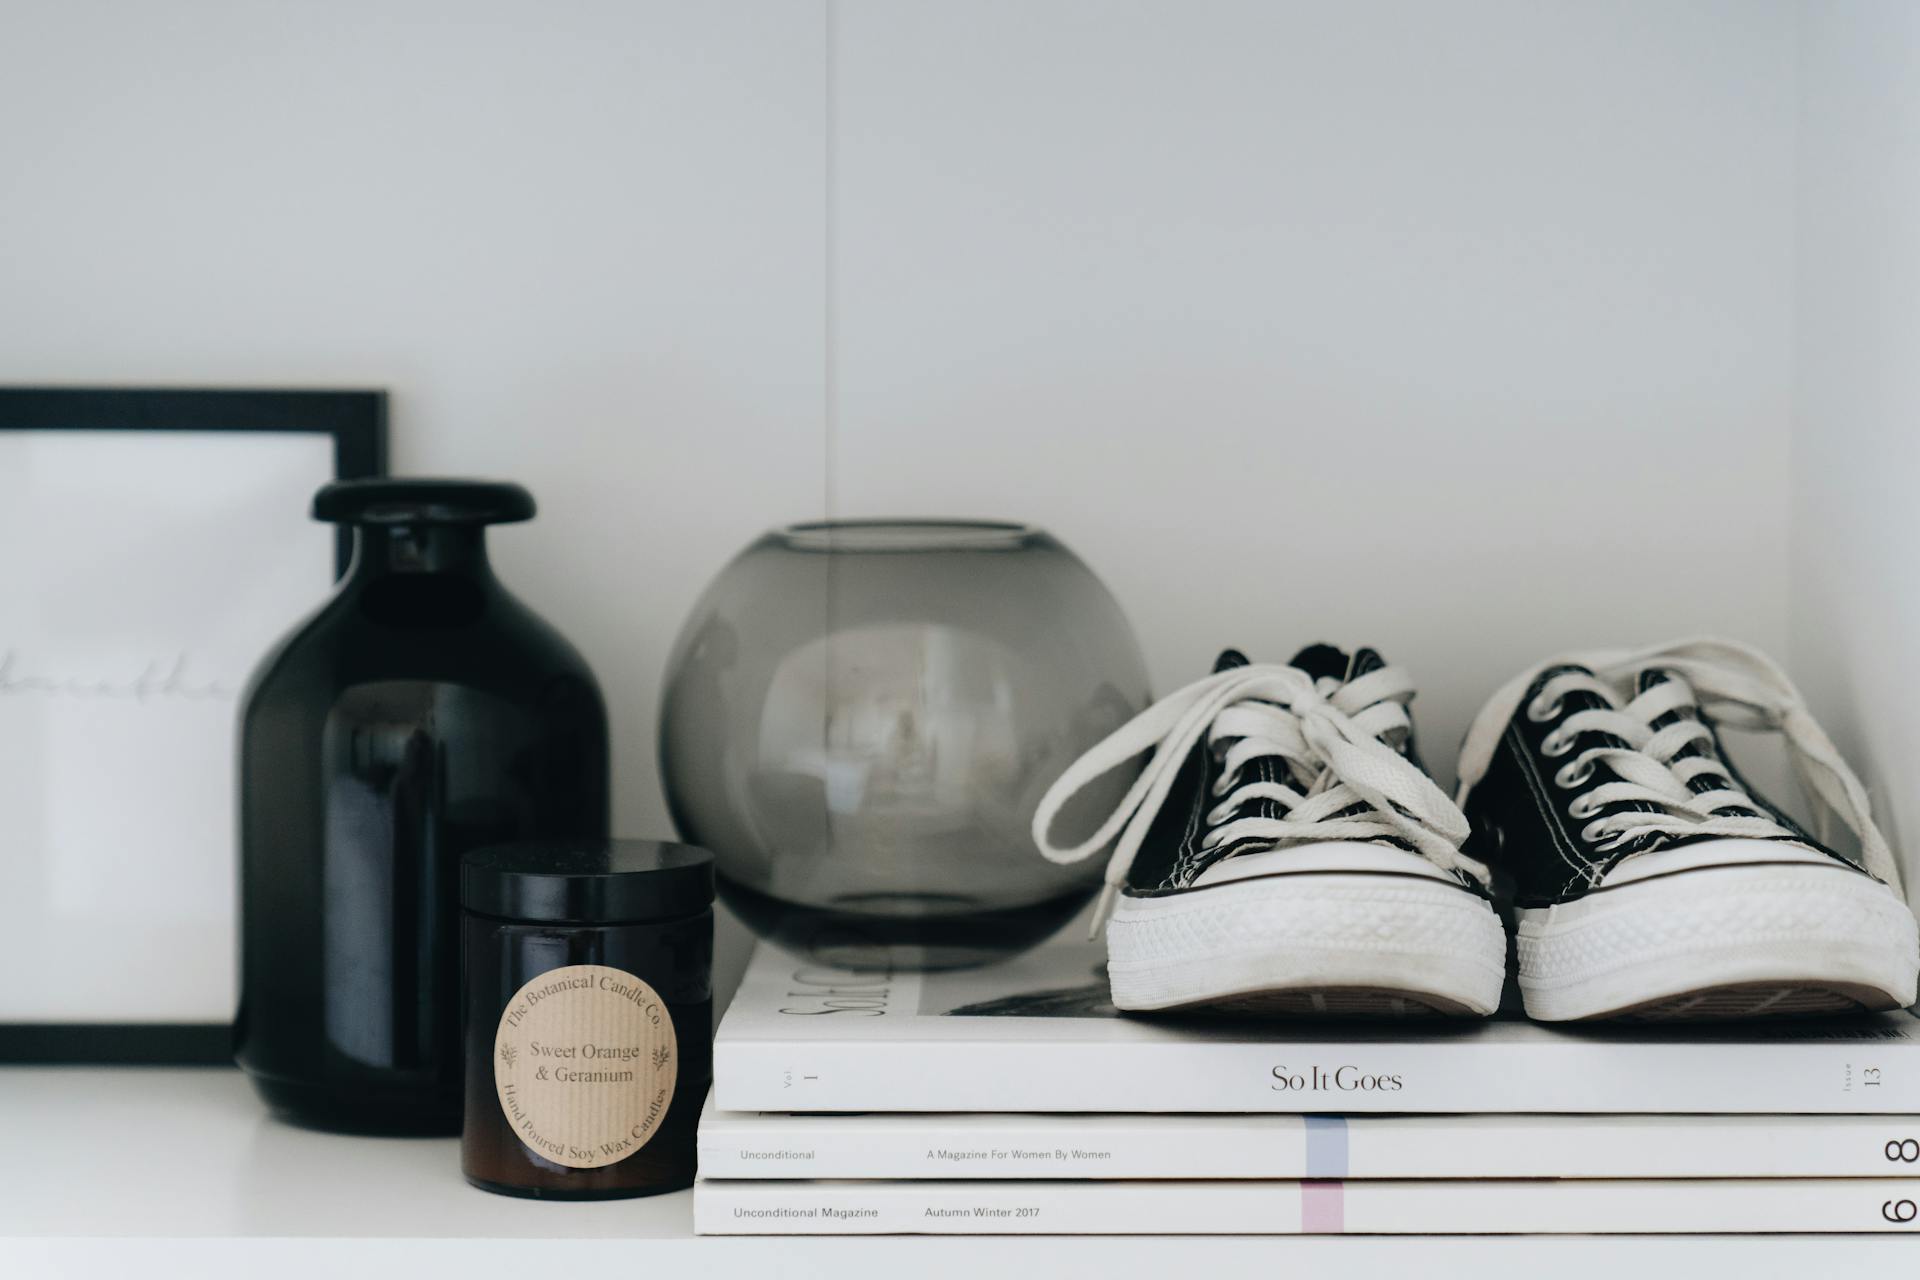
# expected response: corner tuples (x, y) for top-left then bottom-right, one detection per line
(694, 938), (1920, 1235)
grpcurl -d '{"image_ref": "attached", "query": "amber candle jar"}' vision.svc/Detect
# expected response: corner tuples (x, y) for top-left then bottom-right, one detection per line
(461, 840), (713, 1199)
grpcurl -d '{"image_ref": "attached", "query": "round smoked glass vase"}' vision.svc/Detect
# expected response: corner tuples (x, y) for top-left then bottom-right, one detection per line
(658, 519), (1149, 970)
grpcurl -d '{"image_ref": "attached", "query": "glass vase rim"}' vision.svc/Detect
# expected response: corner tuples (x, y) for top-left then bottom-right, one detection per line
(773, 518), (1045, 553)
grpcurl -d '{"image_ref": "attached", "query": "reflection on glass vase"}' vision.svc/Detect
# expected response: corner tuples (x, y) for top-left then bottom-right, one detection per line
(659, 520), (1149, 970)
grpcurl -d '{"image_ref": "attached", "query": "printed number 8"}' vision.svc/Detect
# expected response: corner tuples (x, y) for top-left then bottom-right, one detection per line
(1883, 1200), (1918, 1224)
(1887, 1140), (1920, 1163)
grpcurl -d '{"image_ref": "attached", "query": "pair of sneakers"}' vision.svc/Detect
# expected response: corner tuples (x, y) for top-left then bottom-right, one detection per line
(1033, 638), (1920, 1022)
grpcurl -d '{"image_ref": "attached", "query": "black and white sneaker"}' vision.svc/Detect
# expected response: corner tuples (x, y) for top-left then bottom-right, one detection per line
(1033, 645), (1507, 1017)
(1456, 637), (1920, 1022)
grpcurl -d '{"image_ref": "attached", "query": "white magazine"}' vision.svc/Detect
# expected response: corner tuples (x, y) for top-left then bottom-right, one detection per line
(715, 940), (1920, 1114)
(698, 1092), (1920, 1179)
(695, 1177), (1920, 1235)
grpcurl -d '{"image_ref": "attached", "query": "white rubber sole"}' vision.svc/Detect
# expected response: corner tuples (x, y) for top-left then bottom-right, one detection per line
(1516, 861), (1920, 1022)
(1105, 874), (1508, 1017)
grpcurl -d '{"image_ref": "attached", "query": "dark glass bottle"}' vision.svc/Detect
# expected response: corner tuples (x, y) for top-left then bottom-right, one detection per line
(237, 479), (609, 1134)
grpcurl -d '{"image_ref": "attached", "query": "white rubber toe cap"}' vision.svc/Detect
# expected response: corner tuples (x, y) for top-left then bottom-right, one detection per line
(1518, 853), (1920, 1021)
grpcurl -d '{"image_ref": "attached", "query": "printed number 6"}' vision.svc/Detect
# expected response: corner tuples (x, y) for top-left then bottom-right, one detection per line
(1888, 1139), (1920, 1163)
(1883, 1199), (1918, 1224)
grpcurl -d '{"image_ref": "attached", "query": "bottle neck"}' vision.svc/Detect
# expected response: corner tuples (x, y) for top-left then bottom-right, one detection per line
(347, 523), (495, 581)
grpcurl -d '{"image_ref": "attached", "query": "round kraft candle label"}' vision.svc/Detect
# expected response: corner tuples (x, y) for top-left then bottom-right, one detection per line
(493, 964), (678, 1169)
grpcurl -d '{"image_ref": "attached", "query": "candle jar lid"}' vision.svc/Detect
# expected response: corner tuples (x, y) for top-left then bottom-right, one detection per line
(461, 840), (714, 925)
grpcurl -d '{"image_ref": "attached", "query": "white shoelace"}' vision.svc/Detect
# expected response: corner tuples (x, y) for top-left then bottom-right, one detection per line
(1454, 637), (1902, 892)
(1032, 661), (1487, 932)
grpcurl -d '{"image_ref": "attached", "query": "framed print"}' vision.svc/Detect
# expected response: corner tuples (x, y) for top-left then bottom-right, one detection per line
(0, 388), (386, 1063)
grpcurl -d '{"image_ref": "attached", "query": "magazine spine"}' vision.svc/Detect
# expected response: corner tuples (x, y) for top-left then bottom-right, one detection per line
(714, 1037), (1920, 1114)
(694, 1178), (1920, 1236)
(696, 1111), (1920, 1179)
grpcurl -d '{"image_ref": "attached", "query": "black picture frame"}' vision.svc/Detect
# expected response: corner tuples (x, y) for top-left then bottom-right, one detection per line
(0, 387), (387, 1065)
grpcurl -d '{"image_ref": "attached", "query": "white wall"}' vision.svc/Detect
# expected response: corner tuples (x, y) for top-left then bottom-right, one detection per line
(0, 0), (832, 987)
(831, 1), (1798, 777)
(1, 2), (1808, 968)
(1792, 0), (1920, 895)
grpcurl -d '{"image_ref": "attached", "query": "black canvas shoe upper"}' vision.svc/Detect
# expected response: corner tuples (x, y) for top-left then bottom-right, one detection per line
(1032, 644), (1491, 922)
(1454, 639), (1904, 910)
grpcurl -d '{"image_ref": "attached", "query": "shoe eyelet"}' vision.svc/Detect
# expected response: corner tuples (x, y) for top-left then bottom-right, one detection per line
(1579, 819), (1612, 844)
(1568, 795), (1598, 820)
(1553, 760), (1593, 789)
(1541, 731), (1575, 758)
(1206, 803), (1233, 826)
(1526, 696), (1563, 724)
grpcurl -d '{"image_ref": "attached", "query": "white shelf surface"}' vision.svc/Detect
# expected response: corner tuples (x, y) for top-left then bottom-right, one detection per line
(1, 1066), (1914, 1278)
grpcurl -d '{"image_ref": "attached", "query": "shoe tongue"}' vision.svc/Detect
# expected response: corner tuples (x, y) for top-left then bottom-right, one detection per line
(1635, 665), (1706, 746)
(1633, 669), (1758, 814)
(1632, 666), (1703, 711)
(1539, 661), (1598, 691)
(1287, 643), (1353, 683)
(1533, 660), (1629, 738)
(1212, 648), (1251, 673)
(1213, 645), (1390, 681)
(1349, 646), (1389, 678)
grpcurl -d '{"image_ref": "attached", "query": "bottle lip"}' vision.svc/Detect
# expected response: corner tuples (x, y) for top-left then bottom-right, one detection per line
(314, 478), (536, 526)
(776, 518), (1040, 553)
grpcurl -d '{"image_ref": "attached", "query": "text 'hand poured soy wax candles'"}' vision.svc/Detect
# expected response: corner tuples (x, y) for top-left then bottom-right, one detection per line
(461, 840), (714, 1198)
